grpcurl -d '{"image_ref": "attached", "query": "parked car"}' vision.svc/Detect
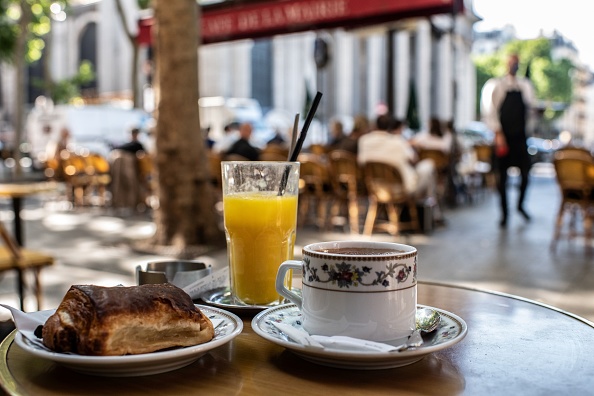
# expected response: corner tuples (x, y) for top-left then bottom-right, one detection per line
(526, 137), (560, 163)
(199, 96), (275, 148)
(26, 102), (152, 168)
(457, 121), (495, 149)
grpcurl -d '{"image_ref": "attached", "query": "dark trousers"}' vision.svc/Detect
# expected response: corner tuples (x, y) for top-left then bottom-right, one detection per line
(496, 156), (530, 219)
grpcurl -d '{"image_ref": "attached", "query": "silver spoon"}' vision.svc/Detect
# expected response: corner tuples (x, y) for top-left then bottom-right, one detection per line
(416, 307), (441, 333)
(395, 308), (442, 352)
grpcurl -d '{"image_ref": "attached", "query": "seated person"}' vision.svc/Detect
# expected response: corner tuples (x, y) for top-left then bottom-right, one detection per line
(410, 117), (453, 154)
(338, 115), (370, 155)
(113, 127), (145, 154)
(267, 128), (288, 147)
(212, 122), (240, 154)
(325, 119), (348, 152)
(225, 122), (260, 161)
(358, 115), (438, 202)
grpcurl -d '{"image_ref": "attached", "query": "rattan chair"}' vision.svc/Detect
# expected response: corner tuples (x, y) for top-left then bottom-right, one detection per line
(222, 154), (251, 162)
(259, 151), (289, 161)
(551, 151), (594, 253)
(0, 221), (54, 311)
(327, 150), (364, 233)
(260, 144), (289, 161)
(417, 148), (451, 201)
(362, 161), (421, 236)
(297, 153), (331, 228)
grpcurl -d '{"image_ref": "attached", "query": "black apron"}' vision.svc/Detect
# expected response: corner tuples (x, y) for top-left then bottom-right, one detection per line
(498, 89), (529, 168)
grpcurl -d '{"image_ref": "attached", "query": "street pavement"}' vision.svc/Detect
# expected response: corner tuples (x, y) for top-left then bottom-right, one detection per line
(1, 163), (593, 326)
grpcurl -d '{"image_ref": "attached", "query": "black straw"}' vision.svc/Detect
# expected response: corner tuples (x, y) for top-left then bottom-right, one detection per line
(289, 91), (323, 162)
(278, 91), (323, 195)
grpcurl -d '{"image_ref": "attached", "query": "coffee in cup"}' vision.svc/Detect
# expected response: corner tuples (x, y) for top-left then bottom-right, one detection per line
(276, 241), (417, 342)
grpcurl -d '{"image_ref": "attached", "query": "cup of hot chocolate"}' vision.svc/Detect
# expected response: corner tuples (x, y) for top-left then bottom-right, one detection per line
(276, 241), (417, 342)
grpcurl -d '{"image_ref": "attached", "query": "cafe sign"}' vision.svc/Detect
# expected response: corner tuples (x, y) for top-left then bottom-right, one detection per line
(138, 0), (459, 45)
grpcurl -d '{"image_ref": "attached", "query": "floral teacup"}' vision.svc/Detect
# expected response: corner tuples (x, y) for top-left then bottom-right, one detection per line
(276, 241), (417, 342)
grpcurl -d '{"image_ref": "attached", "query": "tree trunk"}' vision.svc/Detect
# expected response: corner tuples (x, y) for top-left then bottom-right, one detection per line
(13, 1), (33, 177)
(42, 26), (53, 99)
(131, 40), (140, 108)
(151, 0), (224, 250)
(114, 0), (141, 108)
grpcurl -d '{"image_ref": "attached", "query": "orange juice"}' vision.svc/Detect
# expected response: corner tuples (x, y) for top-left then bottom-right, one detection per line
(223, 191), (298, 305)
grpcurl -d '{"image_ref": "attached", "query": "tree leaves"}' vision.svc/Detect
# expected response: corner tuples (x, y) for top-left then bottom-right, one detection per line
(474, 37), (575, 120)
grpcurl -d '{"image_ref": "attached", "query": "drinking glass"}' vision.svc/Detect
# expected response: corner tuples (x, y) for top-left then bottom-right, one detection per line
(221, 161), (300, 306)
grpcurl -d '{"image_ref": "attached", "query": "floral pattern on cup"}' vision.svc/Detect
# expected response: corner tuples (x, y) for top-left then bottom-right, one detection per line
(303, 256), (417, 290)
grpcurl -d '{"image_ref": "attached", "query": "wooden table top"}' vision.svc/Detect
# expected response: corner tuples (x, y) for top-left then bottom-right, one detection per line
(0, 181), (58, 198)
(1, 281), (593, 395)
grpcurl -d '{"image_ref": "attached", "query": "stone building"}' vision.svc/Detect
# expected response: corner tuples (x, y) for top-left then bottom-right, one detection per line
(0, 0), (482, 147)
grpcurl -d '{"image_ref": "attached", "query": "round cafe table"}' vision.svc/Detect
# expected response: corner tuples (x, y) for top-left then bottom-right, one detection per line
(1, 281), (593, 395)
(0, 179), (58, 311)
(0, 180), (58, 246)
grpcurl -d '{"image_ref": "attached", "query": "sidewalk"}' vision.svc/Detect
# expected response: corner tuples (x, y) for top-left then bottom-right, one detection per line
(1, 164), (593, 325)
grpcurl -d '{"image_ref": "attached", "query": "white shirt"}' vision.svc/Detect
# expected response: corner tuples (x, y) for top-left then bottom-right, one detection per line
(357, 130), (418, 194)
(212, 130), (239, 154)
(411, 130), (453, 153)
(482, 75), (536, 133)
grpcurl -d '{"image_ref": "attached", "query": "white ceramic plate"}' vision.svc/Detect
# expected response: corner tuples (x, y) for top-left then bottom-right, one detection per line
(14, 305), (242, 377)
(251, 304), (467, 370)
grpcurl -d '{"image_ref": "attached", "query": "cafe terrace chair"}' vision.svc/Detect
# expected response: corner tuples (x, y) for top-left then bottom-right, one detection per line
(137, 151), (155, 199)
(222, 154), (251, 161)
(326, 150), (363, 234)
(296, 153), (331, 229)
(259, 151), (289, 161)
(554, 146), (594, 162)
(362, 161), (421, 236)
(59, 151), (90, 206)
(550, 150), (594, 253)
(0, 221), (54, 311)
(83, 153), (112, 206)
(473, 143), (495, 189)
(208, 151), (223, 190)
(260, 144), (289, 161)
(417, 148), (450, 201)
(308, 144), (328, 156)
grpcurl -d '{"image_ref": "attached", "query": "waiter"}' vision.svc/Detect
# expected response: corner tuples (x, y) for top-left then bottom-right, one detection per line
(482, 53), (536, 228)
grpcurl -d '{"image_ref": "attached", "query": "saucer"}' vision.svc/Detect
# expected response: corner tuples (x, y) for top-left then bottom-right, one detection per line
(251, 304), (467, 370)
(200, 287), (296, 315)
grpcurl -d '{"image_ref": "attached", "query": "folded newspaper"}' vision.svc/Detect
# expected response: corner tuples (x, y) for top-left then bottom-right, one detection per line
(182, 267), (229, 300)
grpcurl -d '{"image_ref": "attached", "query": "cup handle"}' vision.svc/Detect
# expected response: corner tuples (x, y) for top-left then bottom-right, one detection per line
(276, 260), (303, 310)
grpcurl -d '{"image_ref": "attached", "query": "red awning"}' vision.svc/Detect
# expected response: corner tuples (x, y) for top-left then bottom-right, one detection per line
(138, 0), (461, 45)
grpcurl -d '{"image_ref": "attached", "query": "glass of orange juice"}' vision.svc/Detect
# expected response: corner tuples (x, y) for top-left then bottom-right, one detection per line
(221, 161), (300, 306)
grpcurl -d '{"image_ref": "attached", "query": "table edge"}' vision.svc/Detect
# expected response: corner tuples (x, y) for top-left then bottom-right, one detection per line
(0, 331), (22, 396)
(419, 280), (594, 328)
(2, 282), (592, 396)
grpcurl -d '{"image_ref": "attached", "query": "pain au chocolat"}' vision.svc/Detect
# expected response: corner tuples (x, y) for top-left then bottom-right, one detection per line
(42, 283), (214, 356)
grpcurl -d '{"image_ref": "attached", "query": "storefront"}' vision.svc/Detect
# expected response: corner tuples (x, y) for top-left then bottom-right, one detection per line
(138, 0), (463, 45)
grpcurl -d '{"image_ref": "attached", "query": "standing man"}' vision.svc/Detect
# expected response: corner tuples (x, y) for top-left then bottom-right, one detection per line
(483, 53), (536, 227)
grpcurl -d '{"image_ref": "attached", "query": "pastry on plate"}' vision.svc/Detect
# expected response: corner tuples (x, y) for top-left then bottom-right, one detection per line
(42, 283), (214, 356)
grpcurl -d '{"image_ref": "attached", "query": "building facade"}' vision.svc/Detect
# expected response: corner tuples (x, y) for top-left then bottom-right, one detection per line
(0, 0), (481, 146)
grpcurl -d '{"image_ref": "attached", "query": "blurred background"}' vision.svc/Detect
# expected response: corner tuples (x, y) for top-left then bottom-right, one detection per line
(1, 0), (594, 325)
(0, 0), (592, 164)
